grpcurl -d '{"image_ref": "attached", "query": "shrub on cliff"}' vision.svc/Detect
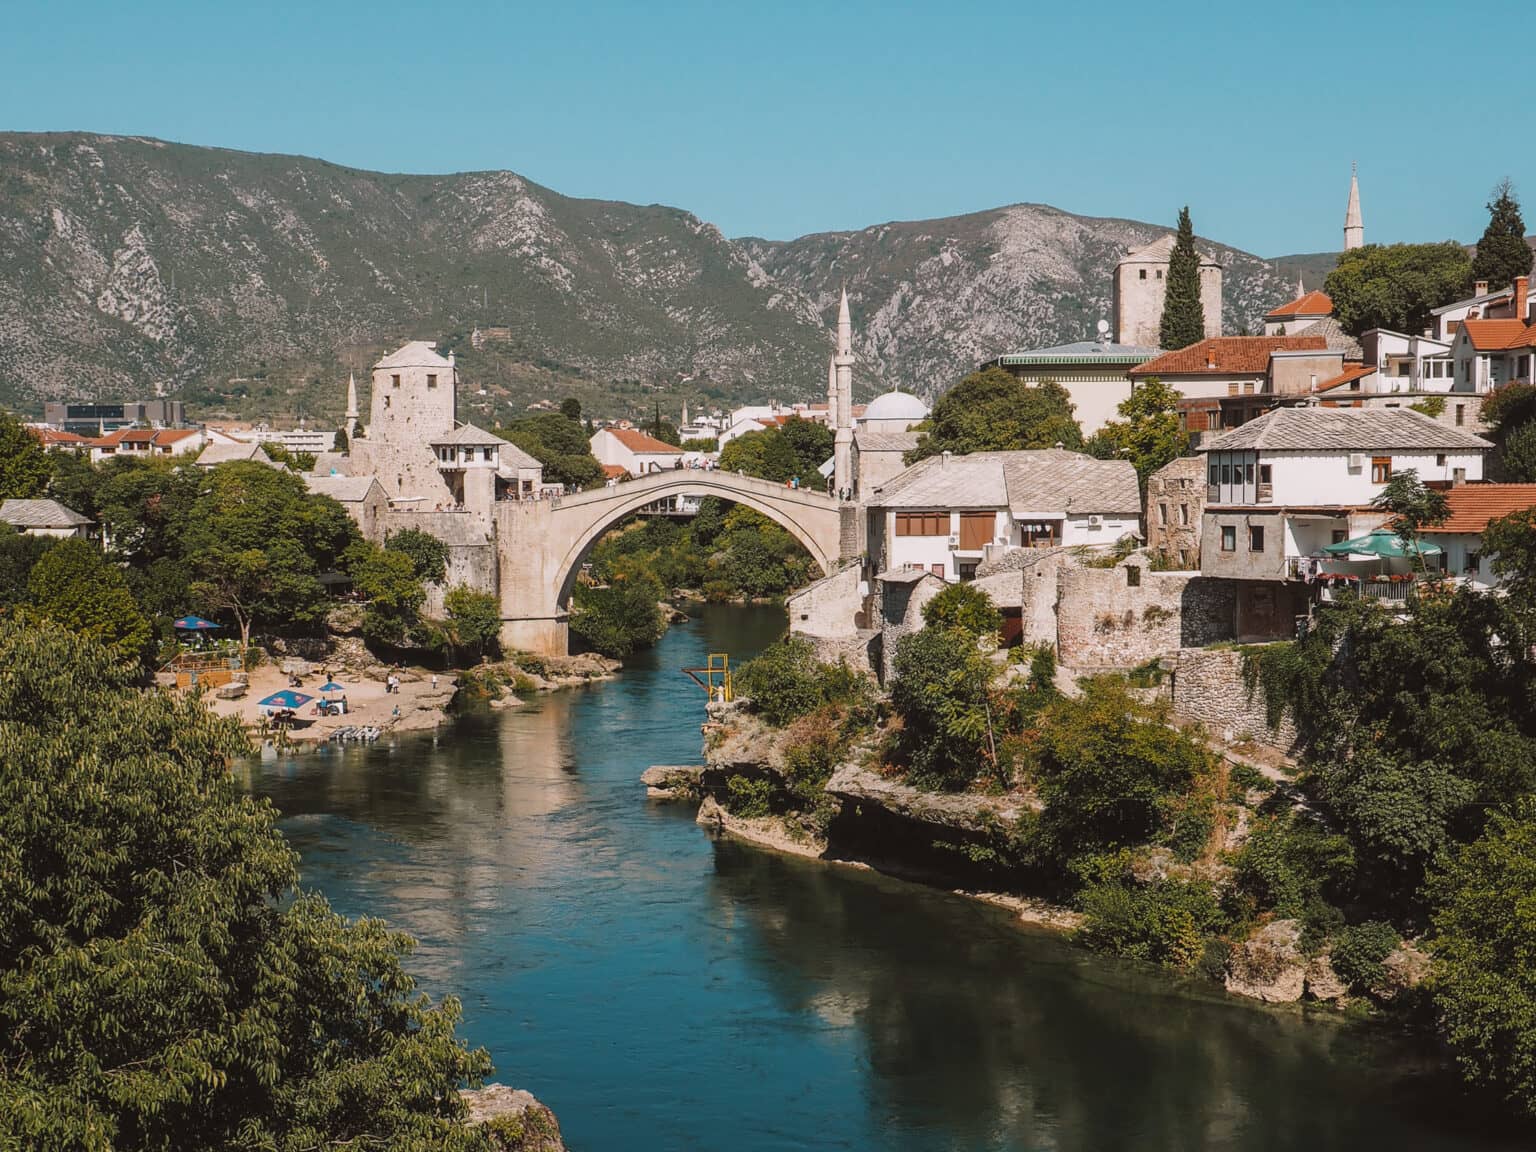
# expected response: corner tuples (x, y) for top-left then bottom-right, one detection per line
(0, 619), (494, 1150)
(921, 581), (1001, 639)
(1077, 877), (1227, 972)
(569, 570), (665, 658)
(889, 626), (998, 791)
(734, 635), (869, 727)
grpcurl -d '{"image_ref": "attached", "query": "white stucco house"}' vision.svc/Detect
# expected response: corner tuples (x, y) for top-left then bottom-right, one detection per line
(590, 427), (684, 475)
(864, 449), (1141, 582)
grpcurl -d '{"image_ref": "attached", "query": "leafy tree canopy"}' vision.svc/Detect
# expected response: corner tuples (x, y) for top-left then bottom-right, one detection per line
(889, 625), (998, 791)
(444, 585), (501, 661)
(497, 413), (603, 491)
(921, 582), (1002, 638)
(387, 527), (449, 584)
(908, 368), (1082, 462)
(26, 537), (154, 663)
(1159, 206), (1206, 351)
(1086, 379), (1190, 489)
(718, 427), (802, 483)
(0, 410), (52, 500)
(1324, 242), (1473, 337)
(1469, 179), (1533, 291)
(778, 416), (834, 479)
(0, 619), (493, 1150)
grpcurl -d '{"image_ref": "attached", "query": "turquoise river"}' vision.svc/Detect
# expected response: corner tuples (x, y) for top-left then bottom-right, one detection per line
(247, 604), (1525, 1151)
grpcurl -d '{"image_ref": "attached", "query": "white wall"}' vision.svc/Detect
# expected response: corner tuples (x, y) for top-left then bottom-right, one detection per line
(1060, 514), (1140, 546)
(1266, 449), (1484, 505)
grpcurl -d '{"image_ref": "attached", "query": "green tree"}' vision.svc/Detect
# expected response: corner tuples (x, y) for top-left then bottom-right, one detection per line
(921, 582), (1002, 638)
(346, 542), (428, 649)
(641, 402), (682, 447)
(1428, 800), (1536, 1117)
(0, 525), (53, 612)
(1371, 468), (1448, 572)
(387, 527), (450, 584)
(0, 411), (51, 500)
(1469, 179), (1533, 292)
(569, 569), (665, 657)
(908, 368), (1082, 461)
(1501, 422), (1536, 483)
(0, 619), (493, 1150)
(681, 436), (719, 452)
(1324, 242), (1473, 336)
(889, 626), (998, 791)
(259, 441), (316, 473)
(778, 416), (834, 478)
(1159, 207), (1207, 350)
(498, 412), (604, 490)
(1086, 379), (1190, 489)
(26, 537), (153, 662)
(444, 585), (501, 661)
(559, 396), (583, 422)
(333, 427), (349, 453)
(718, 428), (801, 482)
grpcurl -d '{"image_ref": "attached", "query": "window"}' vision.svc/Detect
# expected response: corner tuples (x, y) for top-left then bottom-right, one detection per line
(1221, 463), (1233, 485)
(1227, 382), (1239, 397)
(1249, 525), (1265, 552)
(1436, 453), (1447, 466)
(1259, 463), (1272, 485)
(384, 395), (392, 409)
(1220, 525), (1236, 552)
(427, 374), (438, 389)
(1158, 502), (1168, 525)
(391, 374), (401, 389)
(1455, 404), (1466, 427)
(1244, 461), (1255, 484)
(482, 446), (494, 461)
(958, 512), (993, 550)
(930, 564), (945, 578)
(1126, 566), (1141, 587)
(895, 512), (948, 536)
(1179, 503), (1189, 525)
(1453, 467), (1466, 483)
(1139, 269), (1147, 280)
(1465, 551), (1481, 574)
(1156, 270), (1164, 280)
(1371, 457), (1392, 483)
(1332, 529), (1348, 544)
(1208, 462), (1219, 485)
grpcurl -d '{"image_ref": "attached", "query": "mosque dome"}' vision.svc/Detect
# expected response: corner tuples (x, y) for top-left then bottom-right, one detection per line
(862, 389), (929, 422)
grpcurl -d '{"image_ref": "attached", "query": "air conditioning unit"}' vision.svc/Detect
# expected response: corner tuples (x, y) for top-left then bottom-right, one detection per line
(1348, 453), (1364, 470)
(947, 534), (959, 548)
(1087, 514), (1104, 528)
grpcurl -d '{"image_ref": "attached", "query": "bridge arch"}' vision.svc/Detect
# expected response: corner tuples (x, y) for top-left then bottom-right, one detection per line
(548, 471), (844, 612)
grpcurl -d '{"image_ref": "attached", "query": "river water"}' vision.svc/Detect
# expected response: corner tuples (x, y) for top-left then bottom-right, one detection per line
(247, 604), (1521, 1152)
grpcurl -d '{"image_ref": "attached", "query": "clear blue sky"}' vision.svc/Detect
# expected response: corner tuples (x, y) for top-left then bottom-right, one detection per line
(5, 0), (1530, 256)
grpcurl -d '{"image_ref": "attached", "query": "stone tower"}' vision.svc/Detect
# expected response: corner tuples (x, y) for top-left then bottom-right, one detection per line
(348, 340), (458, 504)
(1344, 164), (1364, 251)
(832, 288), (854, 499)
(1112, 236), (1223, 348)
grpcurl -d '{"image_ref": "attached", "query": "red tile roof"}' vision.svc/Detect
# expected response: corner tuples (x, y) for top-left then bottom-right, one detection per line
(1315, 363), (1376, 393)
(27, 427), (88, 445)
(1130, 336), (1329, 378)
(1461, 318), (1536, 352)
(1265, 290), (1334, 319)
(605, 427), (683, 454)
(601, 463), (630, 479)
(86, 428), (199, 448)
(1419, 484), (1536, 533)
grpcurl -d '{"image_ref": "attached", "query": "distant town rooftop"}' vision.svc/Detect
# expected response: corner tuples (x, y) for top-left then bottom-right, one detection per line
(989, 341), (1159, 366)
(1200, 406), (1493, 453)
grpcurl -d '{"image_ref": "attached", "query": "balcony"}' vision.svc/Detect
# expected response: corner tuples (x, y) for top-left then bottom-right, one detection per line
(1316, 574), (1428, 604)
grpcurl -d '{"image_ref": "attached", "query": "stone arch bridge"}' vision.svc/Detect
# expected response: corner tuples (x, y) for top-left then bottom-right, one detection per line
(494, 470), (855, 654)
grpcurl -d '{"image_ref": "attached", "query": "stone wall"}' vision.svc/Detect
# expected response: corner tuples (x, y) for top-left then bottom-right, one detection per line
(806, 630), (879, 677)
(379, 509), (498, 616)
(1145, 456), (1205, 567)
(1171, 646), (1299, 751)
(787, 564), (864, 637)
(877, 574), (944, 682)
(1056, 562), (1234, 669)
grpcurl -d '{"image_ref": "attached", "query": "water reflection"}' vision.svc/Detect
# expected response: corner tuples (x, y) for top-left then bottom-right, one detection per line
(247, 605), (1524, 1152)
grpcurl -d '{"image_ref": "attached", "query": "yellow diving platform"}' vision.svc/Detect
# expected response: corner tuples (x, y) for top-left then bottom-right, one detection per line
(682, 652), (733, 703)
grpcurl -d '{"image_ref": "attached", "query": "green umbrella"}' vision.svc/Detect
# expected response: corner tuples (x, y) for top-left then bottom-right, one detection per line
(1319, 528), (1442, 559)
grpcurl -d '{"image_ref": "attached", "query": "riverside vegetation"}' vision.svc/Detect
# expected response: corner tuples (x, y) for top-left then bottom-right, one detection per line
(711, 505), (1536, 1123)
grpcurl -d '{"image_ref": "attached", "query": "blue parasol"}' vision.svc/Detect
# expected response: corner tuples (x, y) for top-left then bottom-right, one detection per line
(319, 681), (346, 693)
(173, 614), (221, 631)
(257, 690), (313, 714)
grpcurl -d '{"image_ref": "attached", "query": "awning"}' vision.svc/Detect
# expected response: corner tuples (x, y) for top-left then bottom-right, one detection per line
(1320, 528), (1442, 560)
(173, 614), (221, 631)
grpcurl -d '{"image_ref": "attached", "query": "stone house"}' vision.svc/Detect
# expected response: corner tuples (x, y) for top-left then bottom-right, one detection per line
(863, 449), (1141, 583)
(1145, 456), (1206, 568)
(303, 475), (390, 543)
(1262, 289), (1333, 336)
(85, 427), (203, 464)
(1198, 406), (1492, 640)
(0, 498), (94, 539)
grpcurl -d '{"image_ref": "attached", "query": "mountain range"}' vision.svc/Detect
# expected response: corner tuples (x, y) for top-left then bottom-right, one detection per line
(0, 132), (1322, 424)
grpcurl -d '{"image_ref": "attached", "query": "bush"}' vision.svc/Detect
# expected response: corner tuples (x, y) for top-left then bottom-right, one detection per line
(1330, 921), (1400, 994)
(569, 571), (665, 657)
(921, 582), (1001, 638)
(734, 636), (868, 727)
(1077, 878), (1227, 972)
(1231, 811), (1355, 920)
(725, 774), (774, 818)
(889, 626), (998, 791)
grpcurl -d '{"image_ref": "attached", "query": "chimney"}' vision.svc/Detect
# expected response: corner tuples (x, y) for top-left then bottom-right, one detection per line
(1516, 275), (1530, 323)
(1475, 280), (1489, 297)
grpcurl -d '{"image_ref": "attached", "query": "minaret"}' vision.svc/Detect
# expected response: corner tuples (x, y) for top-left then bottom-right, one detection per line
(1344, 163), (1364, 251)
(681, 399), (689, 428)
(344, 372), (359, 440)
(1296, 272), (1306, 297)
(826, 356), (837, 414)
(833, 287), (854, 499)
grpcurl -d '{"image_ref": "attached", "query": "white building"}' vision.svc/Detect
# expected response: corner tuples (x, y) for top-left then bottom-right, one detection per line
(85, 427), (204, 463)
(1198, 406), (1492, 639)
(983, 340), (1158, 435)
(1417, 484), (1536, 589)
(857, 388), (928, 435)
(865, 449), (1141, 582)
(0, 498), (94, 539)
(590, 427), (685, 476)
(1448, 277), (1534, 394)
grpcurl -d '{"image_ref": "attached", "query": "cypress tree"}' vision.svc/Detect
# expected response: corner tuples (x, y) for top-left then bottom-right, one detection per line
(1471, 179), (1533, 291)
(1159, 206), (1207, 351)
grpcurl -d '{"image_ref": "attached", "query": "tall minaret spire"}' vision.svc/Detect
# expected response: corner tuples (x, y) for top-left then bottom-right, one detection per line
(344, 372), (360, 441)
(1343, 162), (1364, 251)
(1296, 272), (1306, 297)
(832, 286), (855, 499)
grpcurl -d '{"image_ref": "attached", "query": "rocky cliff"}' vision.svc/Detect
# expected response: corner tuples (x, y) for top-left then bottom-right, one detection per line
(1, 132), (1301, 420)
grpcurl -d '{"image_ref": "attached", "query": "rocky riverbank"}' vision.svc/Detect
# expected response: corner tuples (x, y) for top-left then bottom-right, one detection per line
(654, 700), (1428, 1011)
(461, 1085), (566, 1151)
